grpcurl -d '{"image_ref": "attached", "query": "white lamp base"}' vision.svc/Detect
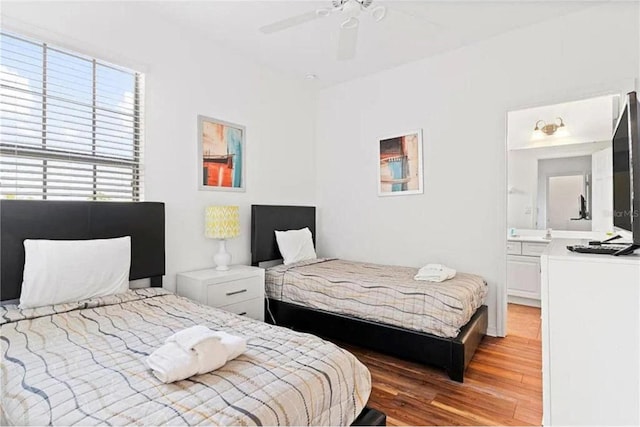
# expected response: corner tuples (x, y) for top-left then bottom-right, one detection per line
(214, 239), (232, 271)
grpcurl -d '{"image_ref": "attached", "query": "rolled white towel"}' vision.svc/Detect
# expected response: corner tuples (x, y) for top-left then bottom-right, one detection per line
(414, 264), (456, 282)
(147, 341), (199, 383)
(170, 326), (247, 363)
(212, 331), (247, 362)
(166, 325), (220, 350)
(416, 263), (454, 275)
(148, 325), (220, 383)
(147, 326), (248, 383)
(193, 338), (228, 374)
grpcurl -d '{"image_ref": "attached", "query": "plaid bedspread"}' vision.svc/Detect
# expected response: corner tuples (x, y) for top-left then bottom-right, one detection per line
(0, 288), (371, 426)
(266, 259), (488, 338)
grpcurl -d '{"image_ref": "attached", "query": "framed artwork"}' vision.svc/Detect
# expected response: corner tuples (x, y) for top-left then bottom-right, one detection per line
(378, 129), (423, 196)
(198, 115), (245, 192)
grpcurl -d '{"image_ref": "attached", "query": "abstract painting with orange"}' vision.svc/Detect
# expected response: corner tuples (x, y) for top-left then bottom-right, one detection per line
(199, 116), (244, 191)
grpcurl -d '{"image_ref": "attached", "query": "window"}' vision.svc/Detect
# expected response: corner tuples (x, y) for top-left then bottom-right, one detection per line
(0, 32), (143, 201)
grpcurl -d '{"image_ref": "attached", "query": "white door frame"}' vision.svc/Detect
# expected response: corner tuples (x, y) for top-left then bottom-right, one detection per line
(500, 81), (632, 338)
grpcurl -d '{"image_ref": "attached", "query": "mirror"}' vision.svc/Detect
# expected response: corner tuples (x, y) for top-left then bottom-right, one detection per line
(546, 173), (589, 229)
(507, 95), (618, 234)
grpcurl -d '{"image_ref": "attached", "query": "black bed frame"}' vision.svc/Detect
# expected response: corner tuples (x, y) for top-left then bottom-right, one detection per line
(251, 204), (488, 382)
(0, 200), (385, 425)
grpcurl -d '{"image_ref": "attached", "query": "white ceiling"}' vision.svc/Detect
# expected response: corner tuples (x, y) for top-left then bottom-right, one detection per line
(141, 1), (600, 86)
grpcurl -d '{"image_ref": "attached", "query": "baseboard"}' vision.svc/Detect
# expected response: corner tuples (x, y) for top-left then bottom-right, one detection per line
(508, 295), (541, 308)
(486, 326), (499, 337)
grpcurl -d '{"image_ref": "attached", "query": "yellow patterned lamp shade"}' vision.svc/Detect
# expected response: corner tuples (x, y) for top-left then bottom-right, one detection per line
(205, 206), (240, 239)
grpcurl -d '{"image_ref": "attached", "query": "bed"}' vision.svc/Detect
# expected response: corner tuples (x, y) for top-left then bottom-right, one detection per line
(251, 204), (489, 383)
(0, 200), (384, 426)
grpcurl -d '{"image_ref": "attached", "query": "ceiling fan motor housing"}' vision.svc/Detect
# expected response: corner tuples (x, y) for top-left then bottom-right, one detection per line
(333, 0), (374, 9)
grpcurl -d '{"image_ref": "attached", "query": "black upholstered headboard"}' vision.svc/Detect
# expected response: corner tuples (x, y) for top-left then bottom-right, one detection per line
(0, 200), (166, 301)
(251, 205), (315, 266)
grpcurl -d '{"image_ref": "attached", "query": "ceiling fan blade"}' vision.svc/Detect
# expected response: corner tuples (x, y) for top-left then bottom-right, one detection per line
(385, 5), (441, 29)
(337, 25), (358, 61)
(260, 10), (324, 34)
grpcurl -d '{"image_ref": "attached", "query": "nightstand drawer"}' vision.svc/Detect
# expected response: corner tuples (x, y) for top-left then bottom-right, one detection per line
(219, 297), (264, 321)
(177, 266), (265, 322)
(207, 276), (262, 307)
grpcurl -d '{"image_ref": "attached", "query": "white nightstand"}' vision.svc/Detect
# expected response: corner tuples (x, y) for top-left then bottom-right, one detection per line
(176, 265), (265, 321)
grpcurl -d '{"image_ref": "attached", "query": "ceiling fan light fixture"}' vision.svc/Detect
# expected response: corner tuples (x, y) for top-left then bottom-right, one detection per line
(343, 0), (362, 17)
(341, 16), (360, 29)
(371, 5), (386, 22)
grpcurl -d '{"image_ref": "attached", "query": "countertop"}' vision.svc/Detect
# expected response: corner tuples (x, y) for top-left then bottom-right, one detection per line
(507, 235), (551, 243)
(507, 229), (613, 243)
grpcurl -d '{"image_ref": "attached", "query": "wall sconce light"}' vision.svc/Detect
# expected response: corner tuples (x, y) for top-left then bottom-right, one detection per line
(534, 117), (566, 136)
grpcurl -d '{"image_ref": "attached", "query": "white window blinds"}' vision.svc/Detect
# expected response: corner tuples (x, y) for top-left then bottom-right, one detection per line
(0, 32), (143, 201)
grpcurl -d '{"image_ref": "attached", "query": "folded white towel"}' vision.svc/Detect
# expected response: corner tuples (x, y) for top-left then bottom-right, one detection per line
(414, 264), (456, 282)
(166, 325), (220, 350)
(211, 331), (247, 362)
(193, 338), (228, 375)
(147, 341), (199, 383)
(147, 326), (248, 383)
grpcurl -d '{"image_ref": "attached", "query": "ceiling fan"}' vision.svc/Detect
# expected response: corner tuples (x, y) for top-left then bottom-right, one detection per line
(259, 0), (388, 61)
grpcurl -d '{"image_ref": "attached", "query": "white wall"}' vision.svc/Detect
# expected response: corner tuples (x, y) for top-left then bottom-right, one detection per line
(315, 2), (640, 336)
(1, 2), (318, 291)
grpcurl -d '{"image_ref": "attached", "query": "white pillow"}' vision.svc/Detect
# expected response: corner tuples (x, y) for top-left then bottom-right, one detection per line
(275, 227), (317, 265)
(19, 236), (131, 309)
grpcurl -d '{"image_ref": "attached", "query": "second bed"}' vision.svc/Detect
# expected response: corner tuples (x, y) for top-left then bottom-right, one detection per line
(266, 258), (487, 339)
(252, 204), (489, 382)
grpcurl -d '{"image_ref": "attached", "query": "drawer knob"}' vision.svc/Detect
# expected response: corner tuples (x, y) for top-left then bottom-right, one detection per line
(226, 289), (248, 296)
(238, 312), (247, 316)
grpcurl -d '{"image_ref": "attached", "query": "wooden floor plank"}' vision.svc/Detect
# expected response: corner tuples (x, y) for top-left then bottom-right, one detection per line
(346, 304), (542, 426)
(514, 402), (543, 425)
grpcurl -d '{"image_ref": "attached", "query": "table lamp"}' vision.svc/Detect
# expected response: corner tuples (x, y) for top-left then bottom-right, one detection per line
(205, 205), (240, 271)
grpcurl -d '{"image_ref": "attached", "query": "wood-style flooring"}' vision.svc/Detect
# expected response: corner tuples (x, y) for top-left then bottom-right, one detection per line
(345, 304), (542, 426)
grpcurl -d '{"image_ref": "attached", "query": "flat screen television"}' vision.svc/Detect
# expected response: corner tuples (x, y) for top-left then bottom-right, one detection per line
(612, 91), (640, 255)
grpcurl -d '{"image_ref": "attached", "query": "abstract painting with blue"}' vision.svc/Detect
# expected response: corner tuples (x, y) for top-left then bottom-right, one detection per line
(378, 129), (423, 196)
(198, 115), (245, 192)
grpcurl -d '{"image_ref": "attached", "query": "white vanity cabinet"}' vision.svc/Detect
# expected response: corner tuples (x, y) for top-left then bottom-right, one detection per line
(506, 239), (549, 306)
